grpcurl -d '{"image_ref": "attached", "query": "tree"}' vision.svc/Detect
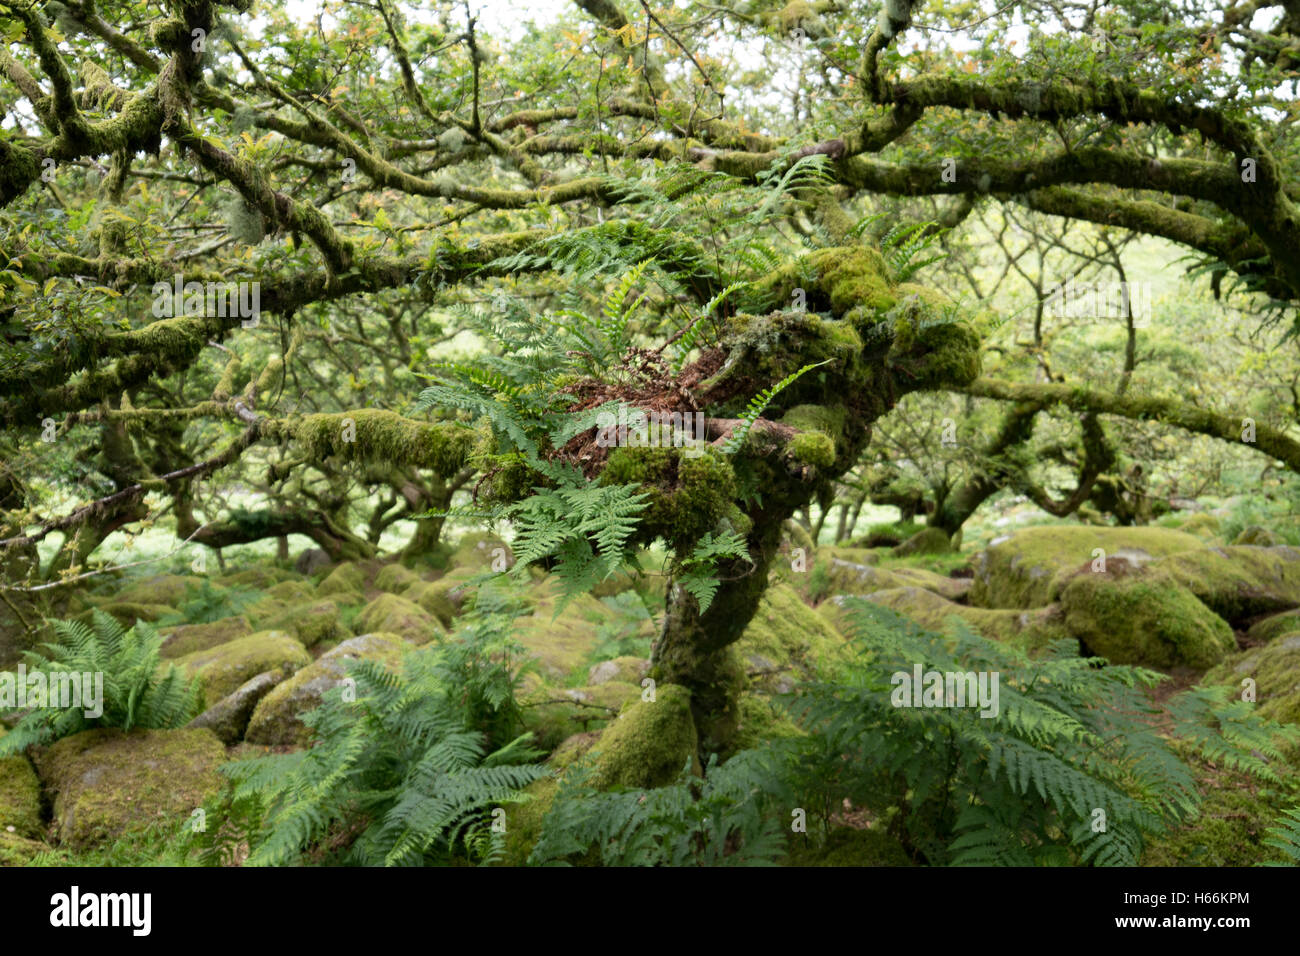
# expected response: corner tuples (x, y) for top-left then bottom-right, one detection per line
(2, 0), (1299, 753)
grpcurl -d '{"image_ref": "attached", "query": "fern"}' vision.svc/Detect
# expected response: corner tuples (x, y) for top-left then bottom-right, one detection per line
(1263, 806), (1300, 865)
(0, 610), (202, 756)
(722, 360), (829, 454)
(188, 581), (547, 867)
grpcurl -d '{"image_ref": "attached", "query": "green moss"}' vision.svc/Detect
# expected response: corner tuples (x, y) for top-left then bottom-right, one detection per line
(286, 409), (475, 477)
(257, 600), (343, 648)
(218, 566), (299, 589)
(159, 615), (252, 659)
(245, 632), (406, 746)
(499, 777), (558, 867)
(1142, 755), (1300, 865)
(354, 593), (441, 645)
(317, 561), (369, 596)
(735, 583), (848, 690)
(35, 728), (225, 851)
(1155, 545), (1300, 622)
(1233, 525), (1283, 546)
(520, 680), (641, 750)
(784, 825), (913, 866)
(834, 587), (1068, 654)
(589, 684), (698, 790)
(0, 729), (43, 839)
(75, 601), (173, 627)
(0, 830), (49, 866)
(405, 569), (476, 627)
(969, 525), (1209, 609)
(173, 630), (311, 707)
(374, 562), (421, 593)
(891, 526), (953, 557)
(731, 693), (804, 752)
(117, 573), (203, 606)
(599, 447), (736, 550)
(788, 430), (836, 469)
(264, 580), (315, 603)
(1247, 610), (1300, 645)
(1205, 634), (1300, 724)
(1058, 566), (1235, 670)
(512, 579), (611, 682)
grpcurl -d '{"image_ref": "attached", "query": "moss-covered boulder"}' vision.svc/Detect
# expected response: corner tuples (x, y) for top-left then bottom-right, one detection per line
(76, 601), (173, 628)
(159, 615), (253, 659)
(520, 680), (642, 750)
(449, 532), (513, 571)
(499, 777), (558, 867)
(0, 830), (49, 865)
(1057, 564), (1236, 670)
(0, 729), (43, 839)
(1171, 512), (1223, 543)
(969, 525), (1208, 609)
(735, 583), (847, 692)
(1205, 634), (1300, 723)
(116, 573), (203, 607)
(218, 566), (298, 589)
(187, 671), (283, 745)
(731, 692), (804, 752)
(1233, 525), (1284, 546)
(589, 684), (698, 790)
(821, 556), (968, 601)
(1155, 545), (1300, 623)
(1247, 609), (1300, 645)
(404, 568), (477, 628)
(173, 631), (311, 707)
(244, 632), (405, 746)
(35, 728), (225, 850)
(374, 562), (421, 593)
(829, 588), (1067, 653)
(317, 561), (369, 596)
(512, 582), (612, 682)
(891, 526), (953, 557)
(587, 656), (650, 686)
(354, 593), (441, 644)
(256, 600), (343, 648)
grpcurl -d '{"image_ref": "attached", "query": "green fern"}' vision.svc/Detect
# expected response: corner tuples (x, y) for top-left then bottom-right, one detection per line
(0, 610), (202, 756)
(722, 360), (829, 454)
(188, 582), (547, 867)
(1263, 806), (1300, 865)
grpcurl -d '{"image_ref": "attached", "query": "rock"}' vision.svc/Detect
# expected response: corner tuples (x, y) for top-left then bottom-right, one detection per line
(116, 574), (202, 607)
(588, 656), (649, 686)
(499, 777), (559, 867)
(354, 593), (442, 644)
(159, 615), (253, 659)
(823, 558), (969, 601)
(1155, 545), (1300, 623)
(34, 728), (225, 850)
(173, 631), (311, 707)
(511, 581), (612, 682)
(1057, 563), (1235, 670)
(244, 633), (405, 746)
(317, 561), (369, 596)
(1233, 525), (1283, 547)
(1205, 634), (1300, 724)
(295, 548), (332, 576)
(255, 600), (343, 648)
(1246, 609), (1300, 645)
(187, 671), (283, 744)
(75, 602), (173, 628)
(0, 831), (50, 865)
(828, 587), (1067, 653)
(589, 684), (698, 790)
(1172, 513), (1222, 542)
(218, 566), (298, 589)
(968, 525), (1208, 609)
(520, 680), (641, 750)
(374, 562), (421, 593)
(734, 583), (847, 692)
(405, 570), (476, 627)
(449, 532), (513, 570)
(890, 526), (953, 557)
(0, 728), (43, 839)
